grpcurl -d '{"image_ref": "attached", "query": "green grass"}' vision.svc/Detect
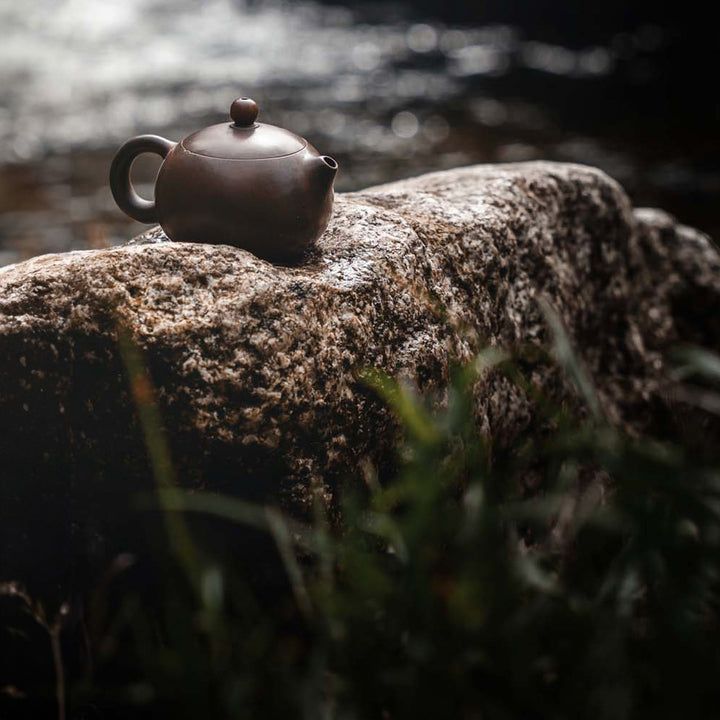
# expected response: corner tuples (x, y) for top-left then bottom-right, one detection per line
(4, 313), (720, 719)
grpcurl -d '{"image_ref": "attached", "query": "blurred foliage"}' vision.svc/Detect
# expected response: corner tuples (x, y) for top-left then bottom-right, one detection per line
(6, 317), (720, 720)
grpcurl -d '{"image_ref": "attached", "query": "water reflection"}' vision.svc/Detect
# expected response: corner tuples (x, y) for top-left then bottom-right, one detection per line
(0, 0), (715, 265)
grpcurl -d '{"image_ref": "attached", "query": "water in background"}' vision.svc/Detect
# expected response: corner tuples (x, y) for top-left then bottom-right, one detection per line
(0, 0), (717, 266)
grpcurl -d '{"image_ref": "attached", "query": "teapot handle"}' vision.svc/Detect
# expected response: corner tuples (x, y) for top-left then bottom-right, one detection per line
(109, 135), (176, 224)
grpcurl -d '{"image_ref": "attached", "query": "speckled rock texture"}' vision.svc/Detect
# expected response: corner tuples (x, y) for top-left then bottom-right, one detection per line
(1, 161), (718, 594)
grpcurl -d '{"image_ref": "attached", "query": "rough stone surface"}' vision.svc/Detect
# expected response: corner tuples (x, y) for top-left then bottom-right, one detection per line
(1, 161), (719, 594)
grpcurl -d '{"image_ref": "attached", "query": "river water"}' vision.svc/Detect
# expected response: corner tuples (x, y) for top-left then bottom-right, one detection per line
(0, 0), (717, 266)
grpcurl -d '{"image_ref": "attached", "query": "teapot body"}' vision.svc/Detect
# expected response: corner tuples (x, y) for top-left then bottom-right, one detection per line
(109, 98), (338, 264)
(155, 141), (335, 263)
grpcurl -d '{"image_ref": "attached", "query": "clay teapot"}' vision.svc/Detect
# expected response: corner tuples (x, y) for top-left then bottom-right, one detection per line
(110, 97), (338, 263)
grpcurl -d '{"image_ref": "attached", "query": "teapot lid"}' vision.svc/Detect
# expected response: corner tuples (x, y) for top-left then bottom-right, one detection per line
(181, 97), (306, 160)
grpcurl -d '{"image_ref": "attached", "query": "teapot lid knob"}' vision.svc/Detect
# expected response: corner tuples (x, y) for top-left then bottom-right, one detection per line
(230, 97), (259, 127)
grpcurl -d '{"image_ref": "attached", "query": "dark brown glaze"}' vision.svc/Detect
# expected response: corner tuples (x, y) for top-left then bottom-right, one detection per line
(156, 142), (336, 262)
(109, 135), (176, 224)
(230, 97), (259, 126)
(109, 98), (337, 263)
(182, 121), (305, 160)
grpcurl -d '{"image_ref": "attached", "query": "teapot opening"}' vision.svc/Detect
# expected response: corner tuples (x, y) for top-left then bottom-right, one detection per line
(321, 155), (338, 170)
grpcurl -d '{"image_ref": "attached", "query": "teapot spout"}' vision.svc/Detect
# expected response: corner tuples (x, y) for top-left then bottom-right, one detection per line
(312, 154), (338, 191)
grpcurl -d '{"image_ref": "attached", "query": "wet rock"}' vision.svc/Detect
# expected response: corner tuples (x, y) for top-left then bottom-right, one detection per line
(0, 161), (718, 595)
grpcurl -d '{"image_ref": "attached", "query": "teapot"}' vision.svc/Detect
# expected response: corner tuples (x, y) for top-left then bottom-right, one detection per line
(109, 97), (338, 263)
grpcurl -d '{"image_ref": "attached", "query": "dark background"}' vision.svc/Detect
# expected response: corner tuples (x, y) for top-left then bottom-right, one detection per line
(0, 0), (716, 266)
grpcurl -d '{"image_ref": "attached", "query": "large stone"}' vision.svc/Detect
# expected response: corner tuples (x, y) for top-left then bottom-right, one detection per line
(1, 161), (719, 595)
